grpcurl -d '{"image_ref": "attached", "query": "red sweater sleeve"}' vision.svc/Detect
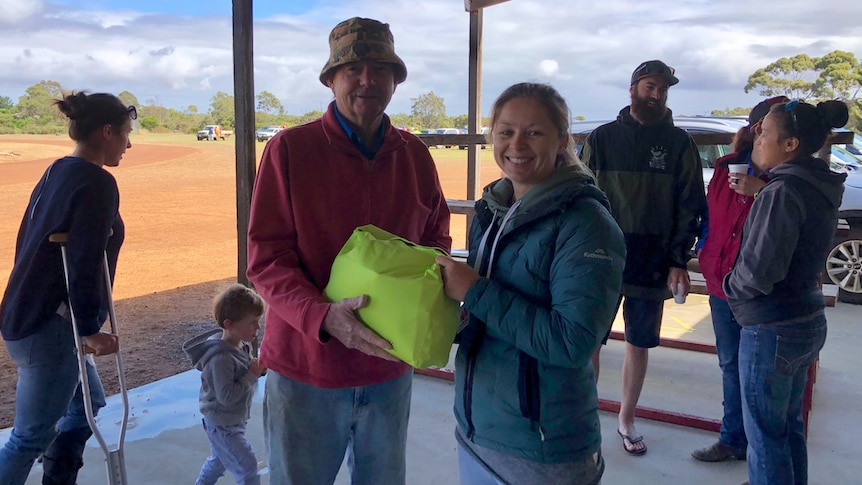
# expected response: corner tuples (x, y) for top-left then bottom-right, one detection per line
(246, 138), (331, 342)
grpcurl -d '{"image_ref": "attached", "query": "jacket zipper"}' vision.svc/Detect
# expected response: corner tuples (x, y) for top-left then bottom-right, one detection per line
(464, 352), (476, 440)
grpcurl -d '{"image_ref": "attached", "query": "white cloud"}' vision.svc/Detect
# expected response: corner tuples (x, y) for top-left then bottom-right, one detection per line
(1, 0), (861, 119)
(538, 60), (559, 77)
(0, 0), (43, 25)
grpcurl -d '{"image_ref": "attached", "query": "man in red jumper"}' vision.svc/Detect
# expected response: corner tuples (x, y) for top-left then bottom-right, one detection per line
(246, 17), (451, 485)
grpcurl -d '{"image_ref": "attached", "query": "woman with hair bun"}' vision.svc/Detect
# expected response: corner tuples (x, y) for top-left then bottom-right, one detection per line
(0, 91), (135, 484)
(724, 99), (848, 485)
(691, 96), (787, 464)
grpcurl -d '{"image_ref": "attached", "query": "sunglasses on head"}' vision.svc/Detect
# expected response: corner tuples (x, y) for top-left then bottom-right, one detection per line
(127, 105), (138, 120)
(784, 99), (800, 137)
(634, 62), (675, 77)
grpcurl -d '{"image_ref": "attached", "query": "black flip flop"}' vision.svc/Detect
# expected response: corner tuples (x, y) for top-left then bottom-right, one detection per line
(617, 429), (647, 456)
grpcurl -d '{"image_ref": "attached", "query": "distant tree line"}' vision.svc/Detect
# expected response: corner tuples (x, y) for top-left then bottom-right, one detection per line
(3, 51), (859, 135)
(0, 82), (486, 136)
(0, 81), (295, 135)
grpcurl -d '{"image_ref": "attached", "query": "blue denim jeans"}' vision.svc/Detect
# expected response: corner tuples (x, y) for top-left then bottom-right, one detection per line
(709, 295), (747, 450)
(0, 313), (106, 485)
(739, 315), (827, 485)
(195, 417), (260, 485)
(263, 369), (412, 485)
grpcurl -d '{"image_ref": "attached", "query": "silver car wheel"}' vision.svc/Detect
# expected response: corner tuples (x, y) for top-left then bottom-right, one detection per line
(826, 238), (862, 303)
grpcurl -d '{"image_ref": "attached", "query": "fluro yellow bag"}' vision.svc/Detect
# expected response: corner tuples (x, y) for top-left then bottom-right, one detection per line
(323, 225), (459, 368)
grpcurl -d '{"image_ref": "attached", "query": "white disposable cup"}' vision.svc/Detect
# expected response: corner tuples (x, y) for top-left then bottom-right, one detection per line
(728, 164), (747, 183)
(672, 282), (686, 304)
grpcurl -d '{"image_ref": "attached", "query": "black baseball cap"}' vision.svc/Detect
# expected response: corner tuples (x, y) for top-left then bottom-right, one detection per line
(631, 60), (679, 87)
(747, 96), (790, 127)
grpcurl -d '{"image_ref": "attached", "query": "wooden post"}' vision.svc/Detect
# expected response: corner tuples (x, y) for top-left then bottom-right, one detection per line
(465, 9), (483, 237)
(466, 10), (483, 201)
(232, 0), (255, 286)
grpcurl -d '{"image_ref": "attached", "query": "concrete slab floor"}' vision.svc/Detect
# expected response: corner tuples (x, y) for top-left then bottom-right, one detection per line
(3, 300), (859, 484)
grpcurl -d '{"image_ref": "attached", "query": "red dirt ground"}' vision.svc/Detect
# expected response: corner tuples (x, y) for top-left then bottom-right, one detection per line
(0, 134), (500, 428)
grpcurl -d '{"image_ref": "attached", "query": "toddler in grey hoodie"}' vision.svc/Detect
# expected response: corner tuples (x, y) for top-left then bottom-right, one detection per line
(183, 284), (266, 485)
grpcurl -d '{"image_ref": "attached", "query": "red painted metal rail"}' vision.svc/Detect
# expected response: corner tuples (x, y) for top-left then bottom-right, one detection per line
(417, 330), (818, 435)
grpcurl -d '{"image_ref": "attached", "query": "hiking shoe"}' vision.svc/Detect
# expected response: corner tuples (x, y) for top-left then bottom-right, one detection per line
(691, 441), (746, 462)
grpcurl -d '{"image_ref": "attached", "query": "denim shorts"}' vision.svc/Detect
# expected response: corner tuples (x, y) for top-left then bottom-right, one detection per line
(601, 296), (664, 348)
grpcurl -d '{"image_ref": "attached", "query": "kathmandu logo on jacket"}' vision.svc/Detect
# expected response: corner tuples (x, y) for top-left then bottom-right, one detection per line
(584, 248), (613, 261)
(648, 146), (668, 170)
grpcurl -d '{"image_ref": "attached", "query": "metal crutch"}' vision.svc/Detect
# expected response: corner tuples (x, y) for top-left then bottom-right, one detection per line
(49, 232), (129, 485)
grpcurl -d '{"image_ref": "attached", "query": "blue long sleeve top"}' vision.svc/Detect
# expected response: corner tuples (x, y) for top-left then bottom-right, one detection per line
(0, 156), (124, 341)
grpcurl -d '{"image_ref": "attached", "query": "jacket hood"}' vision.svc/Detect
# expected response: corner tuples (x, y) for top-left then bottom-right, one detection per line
(770, 156), (846, 208)
(182, 328), (240, 371)
(482, 165), (609, 219)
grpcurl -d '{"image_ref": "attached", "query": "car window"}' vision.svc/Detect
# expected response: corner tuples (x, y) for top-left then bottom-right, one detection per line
(697, 144), (732, 169)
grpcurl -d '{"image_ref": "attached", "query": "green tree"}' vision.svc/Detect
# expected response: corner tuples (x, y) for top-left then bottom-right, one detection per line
(389, 113), (411, 130)
(187, 105), (198, 114)
(16, 80), (65, 120)
(118, 90), (139, 107)
(814, 50), (862, 100)
(0, 96), (12, 109)
(746, 50), (862, 133)
(164, 108), (201, 133)
(450, 114), (469, 129)
(745, 54), (818, 99)
(410, 91), (447, 130)
(256, 90), (284, 115)
(710, 107), (751, 117)
(139, 115), (159, 130)
(298, 110), (324, 125)
(139, 104), (168, 125)
(209, 91), (235, 128)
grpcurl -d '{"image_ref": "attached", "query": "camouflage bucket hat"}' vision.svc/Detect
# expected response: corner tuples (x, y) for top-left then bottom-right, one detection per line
(319, 17), (408, 86)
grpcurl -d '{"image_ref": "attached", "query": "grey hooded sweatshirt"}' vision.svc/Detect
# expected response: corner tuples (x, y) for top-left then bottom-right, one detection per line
(724, 156), (846, 326)
(182, 328), (259, 426)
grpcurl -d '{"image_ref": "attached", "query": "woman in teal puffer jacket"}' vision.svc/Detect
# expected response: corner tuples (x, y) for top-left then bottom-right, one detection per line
(437, 82), (626, 485)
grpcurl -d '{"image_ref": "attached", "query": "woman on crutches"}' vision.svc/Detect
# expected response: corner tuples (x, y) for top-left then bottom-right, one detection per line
(0, 91), (135, 485)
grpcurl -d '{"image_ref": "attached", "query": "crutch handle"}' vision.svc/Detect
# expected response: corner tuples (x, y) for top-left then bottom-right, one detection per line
(48, 233), (68, 243)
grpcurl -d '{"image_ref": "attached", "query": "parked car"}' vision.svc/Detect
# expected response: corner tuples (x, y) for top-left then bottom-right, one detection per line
(433, 128), (461, 148)
(196, 125), (231, 141)
(458, 127), (490, 150)
(255, 126), (281, 142)
(829, 133), (862, 172)
(572, 117), (862, 304)
(826, 169), (862, 304)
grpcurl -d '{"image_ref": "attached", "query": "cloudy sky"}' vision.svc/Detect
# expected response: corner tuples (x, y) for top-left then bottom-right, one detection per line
(1, 0), (861, 120)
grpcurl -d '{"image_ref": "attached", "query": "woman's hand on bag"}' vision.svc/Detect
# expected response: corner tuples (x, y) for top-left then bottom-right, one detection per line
(82, 331), (119, 356)
(436, 256), (480, 302)
(321, 295), (400, 362)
